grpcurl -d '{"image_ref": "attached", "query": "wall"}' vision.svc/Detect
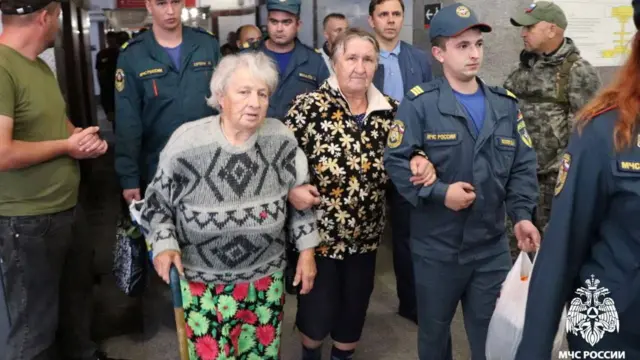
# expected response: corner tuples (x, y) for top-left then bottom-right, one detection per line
(413, 0), (619, 87)
(217, 12), (255, 45)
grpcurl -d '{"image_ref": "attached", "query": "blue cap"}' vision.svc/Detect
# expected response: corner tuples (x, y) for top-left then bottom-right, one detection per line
(429, 3), (492, 41)
(266, 0), (301, 16)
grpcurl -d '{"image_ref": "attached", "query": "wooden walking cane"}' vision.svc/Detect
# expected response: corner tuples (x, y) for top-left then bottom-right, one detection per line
(169, 265), (190, 360)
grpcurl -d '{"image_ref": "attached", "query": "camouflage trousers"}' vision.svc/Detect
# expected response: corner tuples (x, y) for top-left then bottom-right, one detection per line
(507, 173), (557, 260)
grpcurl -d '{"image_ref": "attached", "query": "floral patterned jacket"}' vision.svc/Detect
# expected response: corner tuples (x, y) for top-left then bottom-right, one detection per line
(284, 76), (398, 259)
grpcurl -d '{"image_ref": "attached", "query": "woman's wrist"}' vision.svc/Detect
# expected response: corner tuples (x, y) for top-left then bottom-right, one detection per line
(299, 248), (315, 257)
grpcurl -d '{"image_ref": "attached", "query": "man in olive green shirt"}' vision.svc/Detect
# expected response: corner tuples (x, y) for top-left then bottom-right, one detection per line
(0, 0), (118, 359)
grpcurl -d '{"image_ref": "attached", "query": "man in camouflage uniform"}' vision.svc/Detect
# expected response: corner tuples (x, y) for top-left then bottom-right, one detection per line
(504, 1), (601, 243)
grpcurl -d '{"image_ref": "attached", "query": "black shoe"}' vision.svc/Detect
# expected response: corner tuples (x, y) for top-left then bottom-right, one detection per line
(398, 307), (418, 325)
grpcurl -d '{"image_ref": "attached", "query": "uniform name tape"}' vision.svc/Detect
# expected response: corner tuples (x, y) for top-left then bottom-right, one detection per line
(425, 133), (457, 141)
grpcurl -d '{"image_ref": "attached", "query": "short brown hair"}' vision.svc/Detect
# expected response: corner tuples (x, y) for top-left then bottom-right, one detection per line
(431, 36), (448, 50)
(369, 0), (405, 16)
(323, 13), (347, 29)
(331, 27), (380, 62)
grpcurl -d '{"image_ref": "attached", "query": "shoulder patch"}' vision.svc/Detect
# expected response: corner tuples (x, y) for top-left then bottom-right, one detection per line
(406, 82), (437, 100)
(115, 68), (125, 92)
(387, 120), (405, 148)
(516, 112), (533, 148)
(314, 48), (321, 53)
(554, 153), (571, 196)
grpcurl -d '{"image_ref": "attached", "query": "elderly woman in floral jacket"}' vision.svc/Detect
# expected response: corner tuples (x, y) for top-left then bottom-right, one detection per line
(284, 28), (434, 360)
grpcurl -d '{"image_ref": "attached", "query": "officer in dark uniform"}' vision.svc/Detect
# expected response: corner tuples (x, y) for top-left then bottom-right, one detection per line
(384, 4), (540, 359)
(515, 2), (640, 358)
(245, 0), (330, 120)
(115, 25), (221, 201)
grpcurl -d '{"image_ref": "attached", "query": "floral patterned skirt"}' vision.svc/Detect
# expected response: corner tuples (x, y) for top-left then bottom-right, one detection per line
(180, 271), (285, 360)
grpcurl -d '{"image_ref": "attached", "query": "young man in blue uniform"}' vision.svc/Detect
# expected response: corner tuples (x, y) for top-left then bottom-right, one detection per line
(515, 1), (640, 358)
(384, 4), (541, 359)
(115, 0), (221, 203)
(369, 0), (434, 323)
(253, 0), (330, 120)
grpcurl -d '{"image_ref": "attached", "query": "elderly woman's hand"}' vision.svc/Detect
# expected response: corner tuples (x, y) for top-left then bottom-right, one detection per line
(288, 184), (321, 211)
(153, 250), (184, 284)
(409, 155), (437, 186)
(294, 248), (317, 295)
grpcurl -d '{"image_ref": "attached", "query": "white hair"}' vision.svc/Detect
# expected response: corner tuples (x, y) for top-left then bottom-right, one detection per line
(206, 52), (279, 109)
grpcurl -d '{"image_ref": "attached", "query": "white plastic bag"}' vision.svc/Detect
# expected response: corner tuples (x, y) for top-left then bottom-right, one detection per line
(485, 251), (566, 360)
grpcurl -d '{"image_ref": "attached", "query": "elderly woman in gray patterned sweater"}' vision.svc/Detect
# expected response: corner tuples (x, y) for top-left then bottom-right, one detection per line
(140, 51), (319, 360)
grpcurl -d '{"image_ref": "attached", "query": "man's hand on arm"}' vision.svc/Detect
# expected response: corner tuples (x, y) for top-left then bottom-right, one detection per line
(288, 184), (321, 211)
(409, 155), (437, 186)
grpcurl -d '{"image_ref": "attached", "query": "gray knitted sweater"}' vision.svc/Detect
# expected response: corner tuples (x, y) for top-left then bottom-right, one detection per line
(140, 115), (320, 285)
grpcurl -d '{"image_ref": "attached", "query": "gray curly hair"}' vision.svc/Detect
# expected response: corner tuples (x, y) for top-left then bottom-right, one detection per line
(206, 51), (279, 109)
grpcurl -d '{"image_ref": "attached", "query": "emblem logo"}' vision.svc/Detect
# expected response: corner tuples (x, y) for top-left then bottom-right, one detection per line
(566, 275), (619, 346)
(525, 3), (536, 13)
(115, 69), (125, 92)
(456, 6), (470, 18)
(554, 153), (571, 196)
(516, 117), (533, 148)
(387, 120), (405, 149)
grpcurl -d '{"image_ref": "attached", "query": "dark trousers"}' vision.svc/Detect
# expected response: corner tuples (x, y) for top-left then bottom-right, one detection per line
(412, 250), (511, 360)
(0, 207), (97, 360)
(388, 183), (416, 314)
(295, 252), (377, 344)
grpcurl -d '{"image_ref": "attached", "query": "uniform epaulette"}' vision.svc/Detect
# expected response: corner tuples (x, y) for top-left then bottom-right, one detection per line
(119, 36), (143, 52)
(299, 42), (320, 56)
(406, 82), (438, 100)
(193, 27), (216, 37)
(490, 86), (519, 102)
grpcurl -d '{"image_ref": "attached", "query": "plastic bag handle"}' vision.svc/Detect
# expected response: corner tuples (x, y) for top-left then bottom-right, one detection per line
(129, 199), (145, 225)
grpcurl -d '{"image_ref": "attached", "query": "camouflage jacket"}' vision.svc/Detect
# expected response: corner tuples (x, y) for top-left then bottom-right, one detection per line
(504, 38), (601, 175)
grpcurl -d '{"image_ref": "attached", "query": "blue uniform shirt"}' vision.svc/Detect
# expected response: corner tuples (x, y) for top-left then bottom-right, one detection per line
(516, 108), (640, 359)
(163, 45), (182, 69)
(255, 39), (330, 120)
(379, 41), (404, 102)
(383, 77), (539, 264)
(453, 87), (486, 136)
(266, 48), (294, 77)
(115, 26), (221, 189)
